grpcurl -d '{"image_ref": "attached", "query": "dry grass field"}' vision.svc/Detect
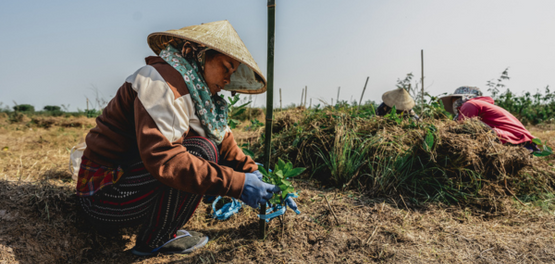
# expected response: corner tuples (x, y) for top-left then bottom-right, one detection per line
(1, 114), (555, 263)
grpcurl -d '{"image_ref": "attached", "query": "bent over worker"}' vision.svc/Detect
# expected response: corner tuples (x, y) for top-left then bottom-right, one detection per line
(76, 20), (279, 256)
(376, 88), (419, 120)
(440, 86), (538, 151)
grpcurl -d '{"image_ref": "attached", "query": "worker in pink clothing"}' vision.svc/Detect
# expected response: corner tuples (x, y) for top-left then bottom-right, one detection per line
(440, 86), (538, 150)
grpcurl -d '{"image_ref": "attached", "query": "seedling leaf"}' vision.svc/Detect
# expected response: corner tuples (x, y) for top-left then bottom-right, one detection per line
(285, 167), (306, 178)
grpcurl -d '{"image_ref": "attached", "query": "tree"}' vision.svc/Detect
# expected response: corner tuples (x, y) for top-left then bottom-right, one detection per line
(43, 105), (61, 112)
(13, 104), (35, 112)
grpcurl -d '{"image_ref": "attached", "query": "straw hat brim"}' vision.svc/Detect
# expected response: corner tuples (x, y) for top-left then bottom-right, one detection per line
(147, 20), (266, 94)
(438, 94), (472, 114)
(382, 88), (415, 111)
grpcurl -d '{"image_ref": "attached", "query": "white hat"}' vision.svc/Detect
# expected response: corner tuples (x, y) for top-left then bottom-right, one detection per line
(439, 86), (482, 114)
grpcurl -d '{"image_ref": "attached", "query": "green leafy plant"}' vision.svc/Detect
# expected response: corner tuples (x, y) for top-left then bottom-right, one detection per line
(384, 105), (402, 124)
(85, 109), (101, 118)
(423, 124), (437, 152)
(532, 138), (553, 157)
(419, 93), (452, 119)
(225, 94), (251, 129)
(240, 143), (255, 158)
(487, 68), (555, 125)
(258, 158), (305, 205)
(246, 118), (264, 131)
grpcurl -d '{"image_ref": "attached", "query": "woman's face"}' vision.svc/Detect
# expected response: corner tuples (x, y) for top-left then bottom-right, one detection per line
(203, 52), (240, 95)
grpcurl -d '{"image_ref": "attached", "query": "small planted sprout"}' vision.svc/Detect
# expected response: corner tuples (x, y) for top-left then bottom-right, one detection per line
(531, 138), (553, 157)
(258, 158), (305, 205)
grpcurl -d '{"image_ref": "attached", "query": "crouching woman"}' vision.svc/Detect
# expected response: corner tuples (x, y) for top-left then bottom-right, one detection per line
(76, 21), (278, 256)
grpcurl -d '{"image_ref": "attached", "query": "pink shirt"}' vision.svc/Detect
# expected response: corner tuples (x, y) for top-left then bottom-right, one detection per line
(457, 97), (535, 144)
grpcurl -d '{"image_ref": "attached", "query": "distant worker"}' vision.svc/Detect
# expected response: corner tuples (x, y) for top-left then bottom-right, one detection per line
(75, 21), (281, 256)
(439, 86), (538, 151)
(376, 88), (419, 120)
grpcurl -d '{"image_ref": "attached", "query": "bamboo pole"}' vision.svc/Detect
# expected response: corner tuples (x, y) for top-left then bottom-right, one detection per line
(421, 49), (424, 106)
(279, 88), (282, 111)
(300, 87), (304, 107)
(304, 86), (307, 107)
(260, 0), (276, 239)
(310, 98), (312, 109)
(336, 87), (340, 104)
(358, 76), (369, 109)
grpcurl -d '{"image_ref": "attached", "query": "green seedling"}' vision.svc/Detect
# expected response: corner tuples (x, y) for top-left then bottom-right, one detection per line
(224, 94), (251, 129)
(240, 143), (255, 158)
(258, 158), (305, 205)
(531, 138), (553, 157)
(384, 105), (402, 124)
(247, 119), (264, 130)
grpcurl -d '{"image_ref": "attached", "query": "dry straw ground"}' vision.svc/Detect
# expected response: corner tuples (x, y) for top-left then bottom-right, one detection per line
(1, 113), (555, 263)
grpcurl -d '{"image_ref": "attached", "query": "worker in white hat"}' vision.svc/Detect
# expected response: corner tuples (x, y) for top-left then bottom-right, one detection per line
(75, 20), (279, 256)
(376, 88), (419, 120)
(439, 86), (537, 150)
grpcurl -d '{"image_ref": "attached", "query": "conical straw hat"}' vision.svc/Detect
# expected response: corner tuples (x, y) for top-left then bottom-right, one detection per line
(382, 88), (415, 111)
(147, 20), (266, 94)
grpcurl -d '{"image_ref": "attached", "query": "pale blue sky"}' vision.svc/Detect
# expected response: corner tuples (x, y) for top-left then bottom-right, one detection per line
(1, 0), (554, 111)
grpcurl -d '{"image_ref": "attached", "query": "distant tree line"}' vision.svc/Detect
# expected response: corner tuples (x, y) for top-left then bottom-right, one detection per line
(1, 103), (101, 118)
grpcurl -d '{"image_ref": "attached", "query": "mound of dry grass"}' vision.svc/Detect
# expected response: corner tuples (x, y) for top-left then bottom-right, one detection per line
(250, 107), (555, 208)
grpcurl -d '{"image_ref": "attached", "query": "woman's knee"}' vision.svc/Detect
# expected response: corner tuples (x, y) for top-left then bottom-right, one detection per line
(182, 136), (220, 163)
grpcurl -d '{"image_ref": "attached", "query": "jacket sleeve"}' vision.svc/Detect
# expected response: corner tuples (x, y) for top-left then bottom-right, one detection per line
(134, 99), (246, 198)
(458, 102), (481, 121)
(219, 129), (258, 173)
(125, 63), (247, 198)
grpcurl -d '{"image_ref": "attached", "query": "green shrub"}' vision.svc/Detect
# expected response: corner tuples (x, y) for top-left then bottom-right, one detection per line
(43, 105), (61, 112)
(495, 87), (555, 125)
(13, 104), (35, 112)
(486, 68), (555, 125)
(85, 109), (101, 118)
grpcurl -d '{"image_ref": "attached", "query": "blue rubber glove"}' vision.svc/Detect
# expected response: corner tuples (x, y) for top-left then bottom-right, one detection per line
(284, 196), (299, 213)
(240, 172), (280, 208)
(252, 170), (263, 180)
(202, 195), (216, 204)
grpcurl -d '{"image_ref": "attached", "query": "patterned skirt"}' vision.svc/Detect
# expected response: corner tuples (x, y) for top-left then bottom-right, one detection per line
(78, 136), (219, 249)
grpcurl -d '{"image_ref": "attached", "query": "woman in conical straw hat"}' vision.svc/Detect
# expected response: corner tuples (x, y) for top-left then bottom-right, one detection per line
(75, 20), (284, 256)
(376, 88), (419, 120)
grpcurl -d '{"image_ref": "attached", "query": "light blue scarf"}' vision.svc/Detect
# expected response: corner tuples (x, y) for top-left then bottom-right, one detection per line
(159, 45), (228, 144)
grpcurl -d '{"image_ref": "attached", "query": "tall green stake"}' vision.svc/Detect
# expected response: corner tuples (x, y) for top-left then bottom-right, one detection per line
(259, 0), (276, 239)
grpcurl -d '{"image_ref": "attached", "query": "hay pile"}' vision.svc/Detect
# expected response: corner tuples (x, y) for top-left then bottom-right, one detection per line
(251, 107), (555, 207)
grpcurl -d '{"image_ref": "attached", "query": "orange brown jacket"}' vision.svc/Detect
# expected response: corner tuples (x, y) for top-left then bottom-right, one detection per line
(78, 56), (256, 198)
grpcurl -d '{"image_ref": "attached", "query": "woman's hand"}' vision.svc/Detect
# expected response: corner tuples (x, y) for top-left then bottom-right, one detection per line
(251, 170), (263, 180)
(240, 172), (280, 208)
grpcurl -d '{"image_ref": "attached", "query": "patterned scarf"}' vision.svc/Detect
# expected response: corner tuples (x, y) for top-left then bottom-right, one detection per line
(452, 86), (482, 120)
(159, 45), (228, 144)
